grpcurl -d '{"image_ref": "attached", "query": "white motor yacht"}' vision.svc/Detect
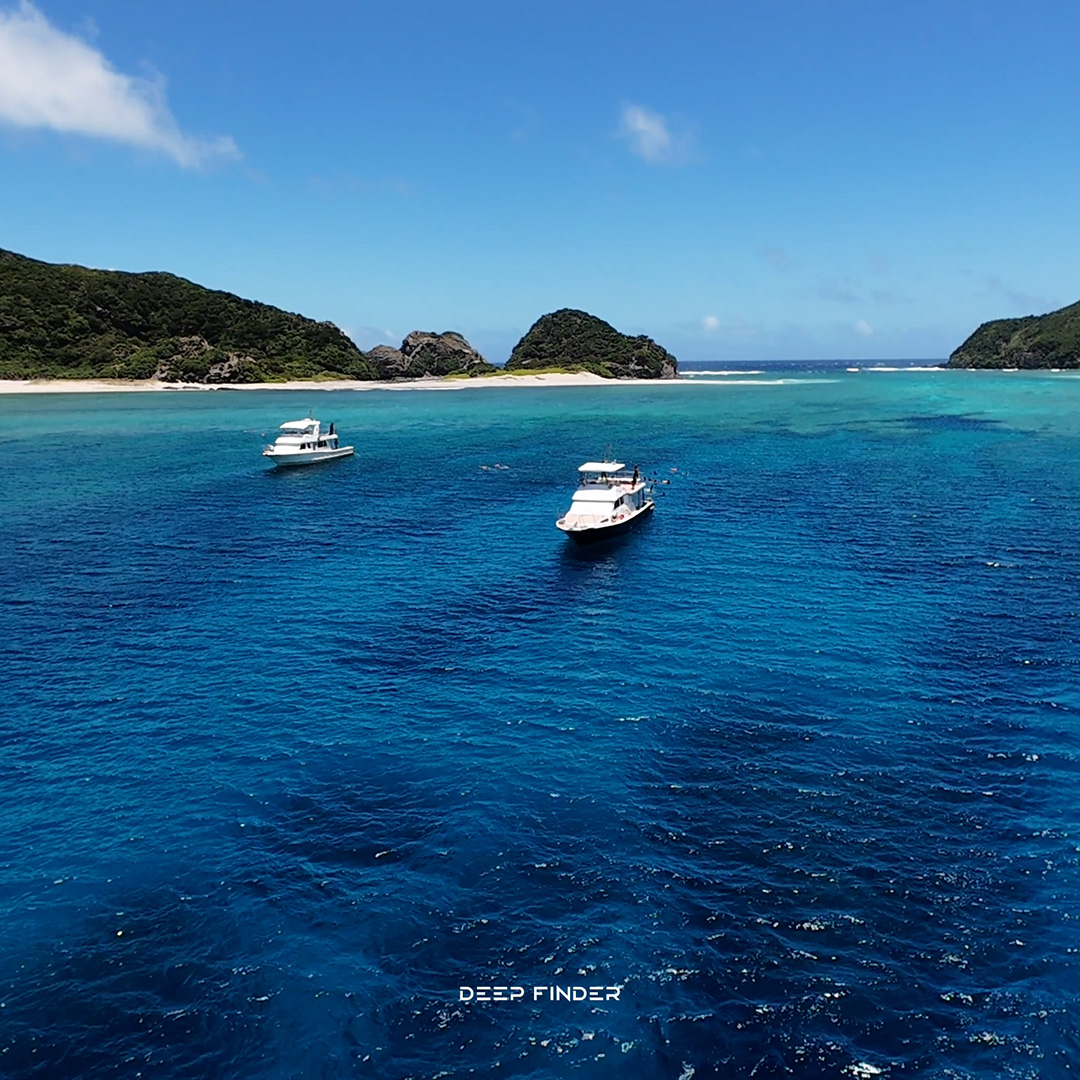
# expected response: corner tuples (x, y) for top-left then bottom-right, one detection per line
(555, 460), (654, 544)
(263, 418), (354, 467)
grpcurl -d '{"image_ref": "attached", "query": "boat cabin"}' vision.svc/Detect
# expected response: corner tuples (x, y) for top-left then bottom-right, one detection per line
(273, 418), (339, 451)
(565, 461), (648, 523)
(263, 415), (353, 466)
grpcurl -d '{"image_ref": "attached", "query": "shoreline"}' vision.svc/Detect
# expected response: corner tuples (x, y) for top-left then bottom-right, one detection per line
(0, 368), (1047, 395)
(0, 372), (685, 394)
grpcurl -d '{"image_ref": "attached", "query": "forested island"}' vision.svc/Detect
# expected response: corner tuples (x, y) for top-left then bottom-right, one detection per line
(506, 309), (678, 379)
(948, 298), (1080, 368)
(0, 250), (678, 382)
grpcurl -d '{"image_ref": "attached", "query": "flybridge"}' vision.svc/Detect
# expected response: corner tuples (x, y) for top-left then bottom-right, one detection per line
(578, 461), (625, 472)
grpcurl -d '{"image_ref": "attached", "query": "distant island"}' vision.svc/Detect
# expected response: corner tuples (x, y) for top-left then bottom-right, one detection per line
(507, 309), (678, 379)
(948, 298), (1080, 369)
(0, 250), (678, 383)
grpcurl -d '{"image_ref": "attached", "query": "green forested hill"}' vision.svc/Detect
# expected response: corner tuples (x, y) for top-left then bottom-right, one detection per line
(948, 299), (1080, 368)
(0, 251), (680, 382)
(0, 249), (378, 381)
(505, 309), (678, 378)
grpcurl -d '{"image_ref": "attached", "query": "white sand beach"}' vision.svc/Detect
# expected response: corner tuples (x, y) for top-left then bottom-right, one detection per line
(0, 372), (693, 394)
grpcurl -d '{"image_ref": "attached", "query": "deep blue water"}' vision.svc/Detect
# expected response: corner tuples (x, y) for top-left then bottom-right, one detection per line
(2, 369), (1080, 1078)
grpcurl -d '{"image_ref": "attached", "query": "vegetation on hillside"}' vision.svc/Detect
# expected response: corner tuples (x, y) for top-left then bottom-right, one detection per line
(0, 252), (680, 384)
(505, 309), (678, 379)
(948, 299), (1080, 368)
(0, 249), (378, 382)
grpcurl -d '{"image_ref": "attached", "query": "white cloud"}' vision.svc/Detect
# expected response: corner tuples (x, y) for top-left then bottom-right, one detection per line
(0, 1), (238, 167)
(702, 315), (720, 331)
(617, 103), (692, 165)
(854, 319), (874, 336)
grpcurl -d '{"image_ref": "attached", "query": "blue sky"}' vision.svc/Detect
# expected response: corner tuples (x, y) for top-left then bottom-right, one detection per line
(1, 0), (1079, 363)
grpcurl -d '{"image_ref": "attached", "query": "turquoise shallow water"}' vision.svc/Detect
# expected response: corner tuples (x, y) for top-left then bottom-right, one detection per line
(2, 369), (1080, 1078)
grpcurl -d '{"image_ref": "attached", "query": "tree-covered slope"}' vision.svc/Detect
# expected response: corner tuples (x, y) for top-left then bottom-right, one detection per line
(948, 299), (1080, 369)
(0, 249), (378, 381)
(505, 309), (678, 378)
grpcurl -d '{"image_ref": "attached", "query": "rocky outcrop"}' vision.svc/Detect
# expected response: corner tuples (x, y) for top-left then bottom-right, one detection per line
(366, 344), (410, 380)
(401, 330), (496, 377)
(948, 299), (1080, 369)
(150, 337), (247, 383)
(368, 331), (496, 379)
(206, 356), (246, 382)
(154, 336), (209, 381)
(505, 309), (678, 379)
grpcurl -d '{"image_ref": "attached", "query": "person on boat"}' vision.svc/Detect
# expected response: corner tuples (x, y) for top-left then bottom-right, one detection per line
(632, 466), (639, 484)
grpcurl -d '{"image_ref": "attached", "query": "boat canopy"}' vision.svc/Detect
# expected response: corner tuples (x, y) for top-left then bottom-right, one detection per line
(578, 461), (625, 473)
(280, 419), (319, 431)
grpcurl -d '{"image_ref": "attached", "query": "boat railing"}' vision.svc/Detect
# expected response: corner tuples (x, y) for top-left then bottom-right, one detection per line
(580, 473), (639, 487)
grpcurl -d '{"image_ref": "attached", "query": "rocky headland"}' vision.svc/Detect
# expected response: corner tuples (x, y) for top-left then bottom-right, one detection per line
(948, 298), (1080, 369)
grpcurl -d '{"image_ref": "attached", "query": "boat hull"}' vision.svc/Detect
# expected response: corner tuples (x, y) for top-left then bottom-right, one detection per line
(263, 446), (355, 467)
(557, 500), (654, 545)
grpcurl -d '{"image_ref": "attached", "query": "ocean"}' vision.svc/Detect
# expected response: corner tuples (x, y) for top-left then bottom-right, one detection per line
(2, 365), (1079, 1078)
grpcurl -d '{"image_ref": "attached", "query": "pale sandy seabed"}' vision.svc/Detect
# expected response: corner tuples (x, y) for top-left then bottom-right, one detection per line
(0, 372), (707, 394)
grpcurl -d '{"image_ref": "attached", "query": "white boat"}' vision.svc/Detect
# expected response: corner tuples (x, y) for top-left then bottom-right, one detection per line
(262, 417), (354, 467)
(555, 460), (654, 544)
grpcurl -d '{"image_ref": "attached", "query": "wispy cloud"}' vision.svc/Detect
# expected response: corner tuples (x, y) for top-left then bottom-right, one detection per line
(868, 289), (912, 306)
(617, 103), (693, 165)
(702, 315), (720, 331)
(0, 1), (238, 167)
(854, 319), (873, 337)
(761, 246), (793, 270)
(816, 278), (862, 305)
(978, 274), (1048, 315)
(308, 173), (416, 197)
(347, 325), (399, 350)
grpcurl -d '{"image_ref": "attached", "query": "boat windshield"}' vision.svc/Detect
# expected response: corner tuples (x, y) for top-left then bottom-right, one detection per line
(571, 488), (620, 504)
